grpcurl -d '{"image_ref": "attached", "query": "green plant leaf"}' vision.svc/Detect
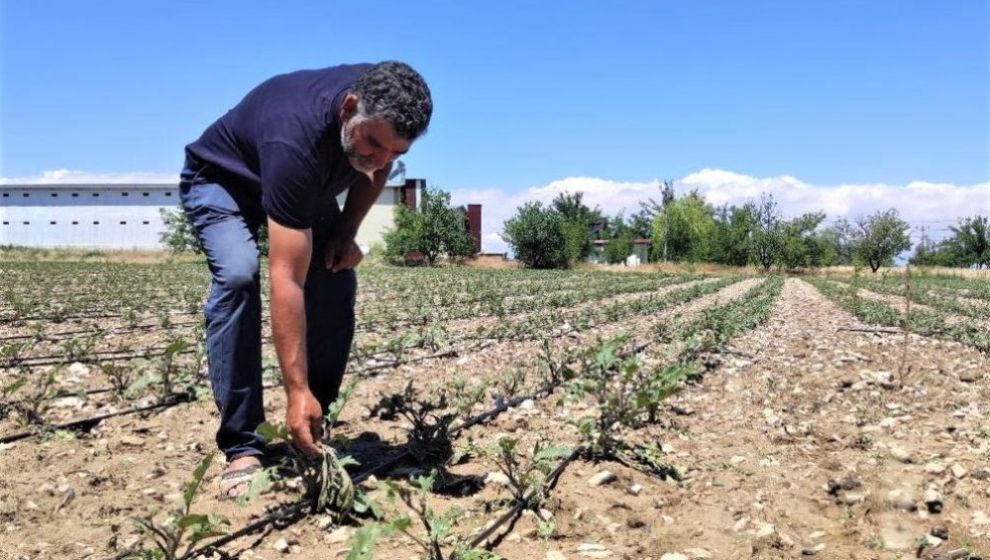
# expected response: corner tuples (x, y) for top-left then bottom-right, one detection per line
(344, 524), (380, 560)
(175, 513), (209, 530)
(235, 466), (274, 506)
(182, 453), (214, 509)
(256, 421), (287, 443)
(533, 445), (572, 462)
(389, 515), (412, 532)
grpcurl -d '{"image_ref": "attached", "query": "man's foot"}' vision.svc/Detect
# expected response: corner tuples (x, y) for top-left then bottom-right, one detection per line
(219, 454), (263, 500)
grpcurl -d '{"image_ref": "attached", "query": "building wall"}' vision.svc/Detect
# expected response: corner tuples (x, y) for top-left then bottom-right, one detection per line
(336, 187), (403, 253)
(1, 182), (416, 251)
(0, 184), (179, 249)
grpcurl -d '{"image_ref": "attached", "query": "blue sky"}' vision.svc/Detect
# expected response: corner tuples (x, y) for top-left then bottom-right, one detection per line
(1, 1), (987, 250)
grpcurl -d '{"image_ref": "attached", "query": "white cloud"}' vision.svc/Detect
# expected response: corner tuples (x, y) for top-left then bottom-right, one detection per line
(452, 169), (990, 253)
(0, 169), (179, 185)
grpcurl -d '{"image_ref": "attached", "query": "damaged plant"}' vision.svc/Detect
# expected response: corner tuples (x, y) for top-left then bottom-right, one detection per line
(369, 381), (457, 466)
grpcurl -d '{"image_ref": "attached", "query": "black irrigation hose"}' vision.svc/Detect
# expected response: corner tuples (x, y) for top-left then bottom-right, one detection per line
(0, 319), (203, 342)
(0, 394), (191, 444)
(468, 447), (580, 549)
(3, 309), (199, 323)
(0, 346), (198, 368)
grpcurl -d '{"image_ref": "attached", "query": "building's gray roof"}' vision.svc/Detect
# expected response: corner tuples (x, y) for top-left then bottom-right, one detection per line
(0, 183), (178, 190)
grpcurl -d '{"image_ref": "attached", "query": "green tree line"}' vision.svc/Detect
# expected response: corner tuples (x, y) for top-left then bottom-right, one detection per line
(500, 185), (987, 272)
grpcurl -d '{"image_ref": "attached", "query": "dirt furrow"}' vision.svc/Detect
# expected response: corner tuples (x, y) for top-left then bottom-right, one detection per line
(605, 278), (990, 559)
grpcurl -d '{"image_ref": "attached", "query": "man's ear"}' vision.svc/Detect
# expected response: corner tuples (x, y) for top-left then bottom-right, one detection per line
(340, 93), (359, 121)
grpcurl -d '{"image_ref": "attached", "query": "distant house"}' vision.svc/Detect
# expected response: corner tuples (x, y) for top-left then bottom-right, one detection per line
(0, 178), (479, 252)
(588, 238), (651, 266)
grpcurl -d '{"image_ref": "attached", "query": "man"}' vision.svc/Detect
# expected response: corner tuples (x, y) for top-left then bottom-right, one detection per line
(179, 61), (432, 498)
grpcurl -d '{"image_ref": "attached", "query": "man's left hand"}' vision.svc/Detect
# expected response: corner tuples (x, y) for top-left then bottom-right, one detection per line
(324, 235), (363, 272)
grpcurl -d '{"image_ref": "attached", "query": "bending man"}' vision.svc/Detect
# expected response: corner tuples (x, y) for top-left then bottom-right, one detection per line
(179, 61), (432, 498)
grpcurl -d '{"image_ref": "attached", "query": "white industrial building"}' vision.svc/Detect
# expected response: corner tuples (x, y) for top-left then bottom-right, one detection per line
(0, 179), (428, 251)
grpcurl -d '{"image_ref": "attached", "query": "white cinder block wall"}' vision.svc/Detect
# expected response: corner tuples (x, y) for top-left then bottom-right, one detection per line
(1, 181), (419, 251)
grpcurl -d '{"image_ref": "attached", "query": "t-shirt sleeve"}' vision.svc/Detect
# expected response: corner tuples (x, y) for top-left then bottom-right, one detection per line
(259, 141), (319, 229)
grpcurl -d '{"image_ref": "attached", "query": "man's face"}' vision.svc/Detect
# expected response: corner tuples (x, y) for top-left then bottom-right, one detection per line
(340, 113), (411, 175)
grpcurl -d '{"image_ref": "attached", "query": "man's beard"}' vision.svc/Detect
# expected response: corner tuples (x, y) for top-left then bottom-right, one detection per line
(341, 119), (378, 174)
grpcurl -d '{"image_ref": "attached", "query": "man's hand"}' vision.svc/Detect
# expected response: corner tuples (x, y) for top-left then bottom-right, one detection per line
(323, 234), (363, 272)
(285, 389), (324, 456)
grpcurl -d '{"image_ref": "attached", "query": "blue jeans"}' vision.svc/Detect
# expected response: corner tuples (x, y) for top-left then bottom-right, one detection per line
(179, 169), (356, 461)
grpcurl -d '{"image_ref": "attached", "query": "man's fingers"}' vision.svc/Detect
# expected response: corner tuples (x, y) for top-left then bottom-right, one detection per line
(310, 415), (324, 444)
(332, 246), (351, 272)
(331, 244), (360, 273)
(291, 424), (322, 456)
(324, 246), (337, 270)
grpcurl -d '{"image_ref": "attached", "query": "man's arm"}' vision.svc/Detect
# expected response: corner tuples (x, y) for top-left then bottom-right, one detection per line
(267, 219), (324, 456)
(325, 164), (392, 271)
(340, 165), (391, 237)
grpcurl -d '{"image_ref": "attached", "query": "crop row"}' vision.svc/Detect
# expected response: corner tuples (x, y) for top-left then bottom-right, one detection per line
(826, 273), (990, 321)
(805, 277), (990, 354)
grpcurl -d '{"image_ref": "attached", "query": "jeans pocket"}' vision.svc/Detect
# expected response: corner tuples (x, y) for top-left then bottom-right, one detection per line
(181, 182), (245, 229)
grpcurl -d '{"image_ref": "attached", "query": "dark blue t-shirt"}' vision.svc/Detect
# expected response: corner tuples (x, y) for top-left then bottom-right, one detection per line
(184, 63), (372, 229)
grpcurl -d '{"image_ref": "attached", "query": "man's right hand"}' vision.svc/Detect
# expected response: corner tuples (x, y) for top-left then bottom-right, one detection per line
(285, 390), (324, 456)
(267, 218), (323, 457)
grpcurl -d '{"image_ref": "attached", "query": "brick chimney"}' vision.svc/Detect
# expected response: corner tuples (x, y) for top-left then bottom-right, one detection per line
(467, 204), (482, 253)
(400, 178), (422, 209)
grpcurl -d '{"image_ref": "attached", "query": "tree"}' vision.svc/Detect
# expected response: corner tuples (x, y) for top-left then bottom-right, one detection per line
(159, 206), (203, 254)
(561, 220), (592, 266)
(748, 195), (784, 271)
(650, 190), (716, 263)
(627, 179), (674, 241)
(383, 186), (475, 265)
(910, 237), (966, 267)
(814, 218), (855, 266)
(627, 210), (653, 239)
(710, 204), (755, 266)
(551, 192), (601, 265)
(949, 215), (990, 269)
(851, 209), (911, 273)
(778, 212), (826, 270)
(503, 202), (569, 269)
(911, 215), (990, 269)
(551, 191), (601, 225)
(159, 205), (269, 256)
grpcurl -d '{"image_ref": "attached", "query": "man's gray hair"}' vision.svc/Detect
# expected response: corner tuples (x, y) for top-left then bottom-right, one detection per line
(352, 61), (433, 141)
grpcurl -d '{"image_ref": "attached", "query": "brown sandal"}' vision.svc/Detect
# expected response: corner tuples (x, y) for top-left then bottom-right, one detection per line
(218, 463), (262, 500)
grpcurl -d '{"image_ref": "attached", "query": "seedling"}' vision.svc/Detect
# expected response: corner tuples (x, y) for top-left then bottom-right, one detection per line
(132, 453), (230, 560)
(568, 335), (684, 457)
(378, 471), (501, 560)
(369, 382), (457, 466)
(101, 361), (136, 399)
(450, 375), (489, 417)
(484, 436), (571, 512)
(0, 376), (27, 420)
(158, 337), (189, 400)
(492, 368), (526, 402)
(15, 369), (57, 427)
